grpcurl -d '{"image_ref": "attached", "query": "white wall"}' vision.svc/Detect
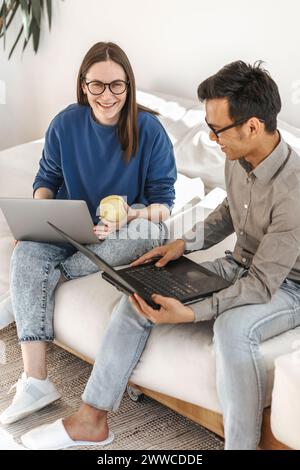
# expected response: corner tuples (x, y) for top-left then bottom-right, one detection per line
(0, 0), (300, 150)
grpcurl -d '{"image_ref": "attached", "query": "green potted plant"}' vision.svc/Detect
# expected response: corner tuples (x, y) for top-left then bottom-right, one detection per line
(0, 0), (58, 59)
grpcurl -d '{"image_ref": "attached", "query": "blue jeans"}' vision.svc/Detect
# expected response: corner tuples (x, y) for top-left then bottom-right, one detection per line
(82, 254), (300, 450)
(82, 295), (153, 411)
(10, 219), (165, 342)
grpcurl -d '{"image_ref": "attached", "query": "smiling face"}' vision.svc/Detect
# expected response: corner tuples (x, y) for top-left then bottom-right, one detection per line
(82, 60), (128, 126)
(205, 98), (254, 161)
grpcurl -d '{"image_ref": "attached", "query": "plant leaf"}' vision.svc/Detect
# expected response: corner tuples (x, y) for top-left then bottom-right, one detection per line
(0, 2), (6, 35)
(1, 0), (62, 58)
(8, 23), (23, 59)
(22, 31), (30, 51)
(1, 0), (7, 48)
(46, 0), (51, 29)
(30, 16), (40, 53)
(19, 0), (30, 41)
(31, 0), (41, 24)
(0, 0), (19, 37)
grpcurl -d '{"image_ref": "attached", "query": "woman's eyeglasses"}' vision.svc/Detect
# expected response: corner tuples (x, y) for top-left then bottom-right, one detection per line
(84, 79), (129, 95)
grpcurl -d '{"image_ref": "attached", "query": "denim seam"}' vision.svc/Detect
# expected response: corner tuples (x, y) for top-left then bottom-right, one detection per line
(247, 307), (295, 448)
(19, 335), (54, 342)
(39, 253), (59, 340)
(40, 257), (52, 337)
(111, 328), (152, 411)
(59, 263), (73, 281)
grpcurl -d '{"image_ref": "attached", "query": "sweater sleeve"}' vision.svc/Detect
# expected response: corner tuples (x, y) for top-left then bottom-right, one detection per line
(33, 120), (64, 197)
(144, 127), (177, 210)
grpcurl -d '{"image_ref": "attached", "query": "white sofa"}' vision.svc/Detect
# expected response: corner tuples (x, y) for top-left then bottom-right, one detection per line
(1, 91), (300, 449)
(271, 349), (300, 449)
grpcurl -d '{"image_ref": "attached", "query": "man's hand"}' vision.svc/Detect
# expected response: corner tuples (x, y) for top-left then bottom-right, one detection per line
(130, 239), (186, 268)
(129, 292), (195, 324)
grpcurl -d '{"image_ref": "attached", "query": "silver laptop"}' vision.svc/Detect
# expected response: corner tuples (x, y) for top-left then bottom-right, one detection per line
(0, 198), (99, 243)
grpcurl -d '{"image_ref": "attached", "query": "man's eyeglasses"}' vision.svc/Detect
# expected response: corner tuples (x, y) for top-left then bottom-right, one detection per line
(205, 116), (265, 138)
(83, 79), (129, 95)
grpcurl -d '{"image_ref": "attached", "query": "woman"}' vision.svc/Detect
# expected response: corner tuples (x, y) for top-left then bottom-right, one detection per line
(0, 42), (176, 440)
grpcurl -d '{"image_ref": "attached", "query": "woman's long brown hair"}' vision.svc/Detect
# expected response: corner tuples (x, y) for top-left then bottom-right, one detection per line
(77, 42), (157, 162)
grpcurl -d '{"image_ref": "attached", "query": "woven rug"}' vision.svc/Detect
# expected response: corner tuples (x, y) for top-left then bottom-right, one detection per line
(0, 324), (224, 450)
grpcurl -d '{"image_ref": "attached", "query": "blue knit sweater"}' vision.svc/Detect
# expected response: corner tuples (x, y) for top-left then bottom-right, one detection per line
(33, 104), (177, 223)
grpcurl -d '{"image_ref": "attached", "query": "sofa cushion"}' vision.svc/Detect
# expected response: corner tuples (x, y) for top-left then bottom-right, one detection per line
(137, 91), (300, 194)
(171, 173), (204, 215)
(270, 350), (300, 449)
(0, 140), (43, 326)
(0, 213), (14, 327)
(137, 90), (225, 192)
(0, 140), (43, 198)
(54, 274), (121, 353)
(278, 118), (300, 155)
(52, 238), (300, 414)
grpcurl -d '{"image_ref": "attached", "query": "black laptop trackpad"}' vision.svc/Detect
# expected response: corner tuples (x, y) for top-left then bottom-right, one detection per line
(169, 266), (211, 286)
(165, 258), (228, 294)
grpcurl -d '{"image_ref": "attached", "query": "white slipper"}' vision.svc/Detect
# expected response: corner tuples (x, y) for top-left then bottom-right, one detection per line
(21, 418), (114, 450)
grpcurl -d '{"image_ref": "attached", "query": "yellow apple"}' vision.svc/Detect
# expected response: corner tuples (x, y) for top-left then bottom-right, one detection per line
(99, 195), (127, 222)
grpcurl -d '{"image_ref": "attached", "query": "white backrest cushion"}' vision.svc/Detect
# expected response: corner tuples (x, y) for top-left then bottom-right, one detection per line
(0, 140), (43, 319)
(137, 90), (225, 192)
(278, 118), (300, 155)
(0, 139), (43, 198)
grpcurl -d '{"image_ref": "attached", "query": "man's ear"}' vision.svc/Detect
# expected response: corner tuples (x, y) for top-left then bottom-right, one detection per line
(248, 117), (262, 137)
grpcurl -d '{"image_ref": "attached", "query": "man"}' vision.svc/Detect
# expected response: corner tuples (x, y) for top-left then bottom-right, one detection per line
(129, 61), (300, 449)
(20, 61), (300, 450)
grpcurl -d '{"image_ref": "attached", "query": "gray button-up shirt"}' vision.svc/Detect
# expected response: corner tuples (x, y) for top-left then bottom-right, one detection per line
(183, 136), (300, 321)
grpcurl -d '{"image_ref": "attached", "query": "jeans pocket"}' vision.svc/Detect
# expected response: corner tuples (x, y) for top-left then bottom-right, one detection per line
(282, 278), (300, 297)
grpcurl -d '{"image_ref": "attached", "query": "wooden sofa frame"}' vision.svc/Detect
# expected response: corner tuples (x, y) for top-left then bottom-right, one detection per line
(54, 339), (290, 450)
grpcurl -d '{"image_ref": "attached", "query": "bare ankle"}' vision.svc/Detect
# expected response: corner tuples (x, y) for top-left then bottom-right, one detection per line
(78, 403), (108, 424)
(21, 341), (48, 381)
(25, 370), (47, 380)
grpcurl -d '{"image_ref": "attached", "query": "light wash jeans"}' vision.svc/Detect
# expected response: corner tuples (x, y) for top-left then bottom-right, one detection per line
(81, 253), (300, 450)
(10, 218), (165, 342)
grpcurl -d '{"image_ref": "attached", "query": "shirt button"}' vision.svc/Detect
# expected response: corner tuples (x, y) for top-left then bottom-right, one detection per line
(242, 257), (247, 263)
(240, 231), (244, 235)
(244, 204), (248, 209)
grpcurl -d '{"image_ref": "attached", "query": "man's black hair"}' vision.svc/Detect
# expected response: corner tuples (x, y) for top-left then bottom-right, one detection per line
(197, 61), (281, 133)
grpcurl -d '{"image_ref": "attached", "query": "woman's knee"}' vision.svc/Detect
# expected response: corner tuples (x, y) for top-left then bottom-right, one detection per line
(11, 241), (39, 271)
(10, 241), (61, 284)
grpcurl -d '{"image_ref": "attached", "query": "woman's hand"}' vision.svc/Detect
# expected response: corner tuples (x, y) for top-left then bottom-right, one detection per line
(94, 203), (129, 240)
(130, 239), (186, 267)
(129, 292), (195, 325)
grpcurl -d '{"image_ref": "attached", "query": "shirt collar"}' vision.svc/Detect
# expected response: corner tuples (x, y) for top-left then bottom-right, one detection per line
(238, 133), (290, 184)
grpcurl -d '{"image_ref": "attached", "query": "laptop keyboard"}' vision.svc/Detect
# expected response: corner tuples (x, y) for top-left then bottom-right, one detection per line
(126, 265), (199, 298)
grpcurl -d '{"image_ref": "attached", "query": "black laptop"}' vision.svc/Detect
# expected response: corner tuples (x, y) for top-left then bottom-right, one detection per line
(48, 222), (232, 310)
